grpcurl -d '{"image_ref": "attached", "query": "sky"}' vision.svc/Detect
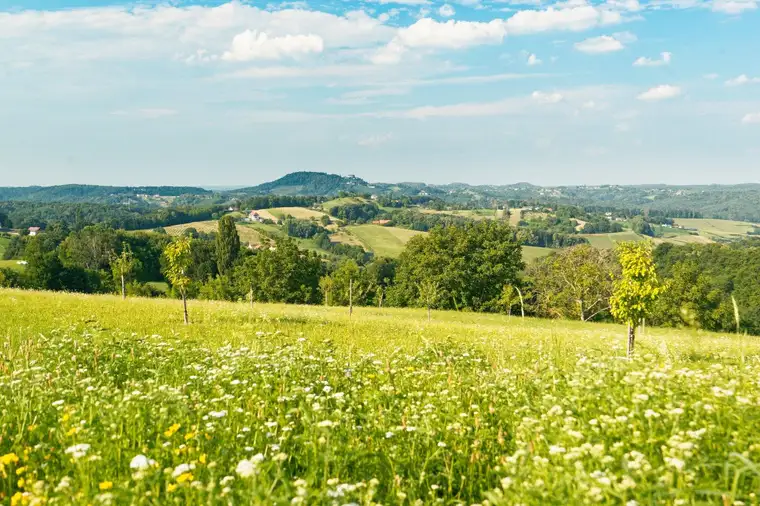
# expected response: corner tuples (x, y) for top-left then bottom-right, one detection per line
(0, 0), (758, 187)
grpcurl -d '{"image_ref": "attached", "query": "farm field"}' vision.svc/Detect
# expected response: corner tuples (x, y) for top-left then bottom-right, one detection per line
(346, 224), (426, 258)
(522, 245), (554, 262)
(580, 231), (645, 249)
(261, 207), (330, 221)
(2, 289), (760, 505)
(156, 220), (265, 246)
(674, 218), (758, 239)
(420, 208), (500, 220)
(0, 259), (25, 271)
(320, 196), (368, 209)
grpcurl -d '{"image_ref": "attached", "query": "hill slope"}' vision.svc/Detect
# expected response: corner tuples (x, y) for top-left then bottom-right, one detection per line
(1, 289), (759, 504)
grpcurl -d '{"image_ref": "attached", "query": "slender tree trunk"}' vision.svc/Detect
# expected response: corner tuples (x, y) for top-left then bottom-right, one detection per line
(249, 286), (254, 309)
(378, 287), (384, 308)
(182, 292), (189, 325)
(427, 304), (431, 322)
(121, 274), (126, 300)
(349, 278), (353, 319)
(627, 323), (635, 357)
(516, 287), (525, 319)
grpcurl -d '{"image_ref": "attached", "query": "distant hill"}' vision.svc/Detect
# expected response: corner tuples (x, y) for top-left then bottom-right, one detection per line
(230, 172), (372, 197)
(0, 184), (212, 204)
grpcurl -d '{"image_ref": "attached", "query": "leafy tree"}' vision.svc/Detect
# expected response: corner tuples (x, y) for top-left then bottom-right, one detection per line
(320, 214), (331, 227)
(323, 260), (374, 307)
(215, 215), (240, 275)
(163, 237), (193, 324)
(631, 216), (654, 237)
(0, 211), (11, 229)
(59, 224), (118, 271)
(528, 245), (619, 322)
(610, 242), (665, 356)
(110, 243), (141, 300)
(393, 221), (523, 312)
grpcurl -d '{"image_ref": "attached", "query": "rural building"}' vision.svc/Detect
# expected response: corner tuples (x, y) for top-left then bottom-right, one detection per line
(247, 211), (264, 223)
(372, 219), (392, 226)
(28, 226), (41, 236)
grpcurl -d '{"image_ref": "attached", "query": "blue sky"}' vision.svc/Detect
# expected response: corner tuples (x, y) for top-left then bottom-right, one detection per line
(0, 0), (758, 187)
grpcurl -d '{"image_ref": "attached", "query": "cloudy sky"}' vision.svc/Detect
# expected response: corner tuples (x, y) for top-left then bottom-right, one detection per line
(0, 0), (758, 187)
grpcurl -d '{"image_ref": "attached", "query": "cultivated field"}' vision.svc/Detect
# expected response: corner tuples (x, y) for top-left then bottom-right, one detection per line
(1, 289), (760, 504)
(262, 207), (330, 221)
(346, 225), (426, 258)
(580, 231), (645, 249)
(522, 245), (554, 262)
(155, 220), (265, 246)
(674, 218), (758, 240)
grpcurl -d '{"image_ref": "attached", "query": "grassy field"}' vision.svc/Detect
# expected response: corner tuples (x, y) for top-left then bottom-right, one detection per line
(158, 220), (265, 246)
(320, 197), (368, 209)
(0, 259), (25, 272)
(346, 225), (426, 258)
(674, 218), (758, 240)
(262, 207), (330, 221)
(420, 209), (500, 220)
(580, 231), (645, 249)
(522, 245), (554, 262)
(2, 289), (760, 504)
(0, 235), (9, 257)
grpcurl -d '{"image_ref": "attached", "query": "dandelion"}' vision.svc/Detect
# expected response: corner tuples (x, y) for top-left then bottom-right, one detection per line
(99, 481), (113, 491)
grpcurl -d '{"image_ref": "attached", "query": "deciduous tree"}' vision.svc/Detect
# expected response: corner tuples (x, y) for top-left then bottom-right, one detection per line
(163, 237), (193, 324)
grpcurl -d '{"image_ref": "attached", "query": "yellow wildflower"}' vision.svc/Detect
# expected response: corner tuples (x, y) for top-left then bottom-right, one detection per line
(17, 477), (25, 488)
(66, 427), (79, 437)
(184, 432), (196, 441)
(10, 492), (28, 506)
(1, 453), (20, 466)
(166, 484), (177, 493)
(199, 454), (207, 464)
(164, 424), (181, 438)
(16, 466), (27, 475)
(27, 425), (37, 432)
(99, 481), (113, 491)
(176, 472), (193, 483)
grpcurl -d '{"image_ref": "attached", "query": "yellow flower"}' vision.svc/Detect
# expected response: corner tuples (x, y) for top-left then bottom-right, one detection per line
(27, 425), (37, 433)
(61, 413), (70, 423)
(99, 481), (113, 491)
(17, 477), (25, 488)
(66, 427), (79, 437)
(164, 424), (181, 438)
(176, 472), (193, 484)
(184, 432), (196, 441)
(166, 484), (178, 493)
(0, 453), (20, 466)
(10, 492), (28, 506)
(16, 466), (27, 476)
(199, 454), (207, 465)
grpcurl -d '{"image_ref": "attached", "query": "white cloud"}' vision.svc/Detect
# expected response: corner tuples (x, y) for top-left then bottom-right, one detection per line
(222, 31), (324, 61)
(711, 0), (757, 13)
(725, 74), (760, 86)
(703, 73), (720, 80)
(358, 132), (394, 146)
(396, 18), (508, 49)
(637, 84), (681, 101)
(633, 51), (672, 66)
(531, 90), (563, 103)
(574, 35), (625, 53)
(111, 108), (178, 119)
(742, 112), (760, 124)
(527, 53), (542, 65)
(377, 0), (430, 4)
(504, 5), (623, 35)
(370, 40), (408, 64)
(438, 4), (457, 16)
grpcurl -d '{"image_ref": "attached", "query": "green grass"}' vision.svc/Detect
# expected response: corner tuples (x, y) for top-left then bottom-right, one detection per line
(0, 236), (9, 258)
(320, 197), (368, 210)
(674, 218), (758, 240)
(146, 281), (169, 294)
(2, 289), (760, 504)
(522, 245), (554, 262)
(580, 230), (645, 249)
(262, 207), (329, 221)
(0, 259), (25, 272)
(346, 225), (425, 258)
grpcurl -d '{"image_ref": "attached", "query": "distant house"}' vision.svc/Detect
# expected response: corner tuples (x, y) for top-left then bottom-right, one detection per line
(372, 219), (392, 226)
(28, 227), (41, 236)
(247, 211), (264, 223)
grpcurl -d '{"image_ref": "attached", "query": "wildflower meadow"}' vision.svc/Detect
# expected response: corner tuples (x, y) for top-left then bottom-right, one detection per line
(2, 289), (760, 505)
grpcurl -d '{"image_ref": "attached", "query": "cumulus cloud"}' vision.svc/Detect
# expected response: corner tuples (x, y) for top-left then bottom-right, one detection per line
(725, 74), (760, 86)
(531, 90), (563, 103)
(574, 35), (625, 53)
(711, 0), (757, 13)
(504, 5), (622, 35)
(633, 51), (671, 66)
(222, 31), (324, 61)
(742, 113), (760, 124)
(527, 53), (542, 65)
(637, 84), (681, 101)
(438, 4), (456, 16)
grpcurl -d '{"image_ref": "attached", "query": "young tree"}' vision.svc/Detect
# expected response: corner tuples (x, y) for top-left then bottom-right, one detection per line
(216, 215), (240, 275)
(110, 243), (141, 300)
(163, 237), (193, 324)
(418, 279), (440, 321)
(610, 242), (665, 357)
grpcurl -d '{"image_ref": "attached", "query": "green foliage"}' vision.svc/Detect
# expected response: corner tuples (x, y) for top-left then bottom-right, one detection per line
(528, 245), (620, 322)
(631, 216), (655, 237)
(110, 243), (142, 297)
(163, 237), (193, 296)
(610, 242), (665, 326)
(59, 224), (119, 271)
(215, 215), (240, 275)
(392, 221), (523, 311)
